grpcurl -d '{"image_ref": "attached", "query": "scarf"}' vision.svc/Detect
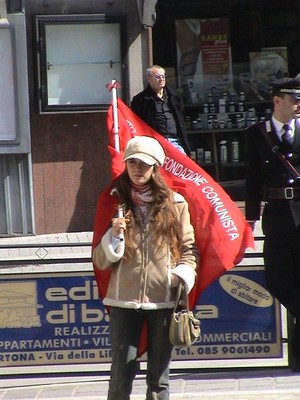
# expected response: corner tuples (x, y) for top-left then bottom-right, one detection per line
(131, 183), (153, 206)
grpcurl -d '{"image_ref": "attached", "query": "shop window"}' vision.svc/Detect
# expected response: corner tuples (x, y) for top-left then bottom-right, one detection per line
(0, 26), (17, 142)
(35, 14), (125, 113)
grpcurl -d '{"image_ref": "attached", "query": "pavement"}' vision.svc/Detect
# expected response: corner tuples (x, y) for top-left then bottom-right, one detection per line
(1, 368), (300, 399)
(1, 229), (300, 399)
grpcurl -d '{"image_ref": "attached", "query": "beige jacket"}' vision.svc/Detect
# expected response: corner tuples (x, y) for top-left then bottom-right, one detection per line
(92, 193), (199, 310)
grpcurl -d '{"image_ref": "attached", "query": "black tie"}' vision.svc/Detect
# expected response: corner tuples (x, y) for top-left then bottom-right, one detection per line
(282, 124), (293, 149)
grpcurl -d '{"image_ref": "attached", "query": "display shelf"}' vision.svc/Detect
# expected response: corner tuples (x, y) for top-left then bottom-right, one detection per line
(187, 126), (245, 200)
(185, 100), (273, 200)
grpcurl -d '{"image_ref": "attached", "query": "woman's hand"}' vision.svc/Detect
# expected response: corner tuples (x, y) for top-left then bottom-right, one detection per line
(111, 217), (126, 238)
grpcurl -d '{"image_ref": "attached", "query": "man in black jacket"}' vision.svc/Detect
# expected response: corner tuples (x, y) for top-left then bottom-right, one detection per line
(245, 74), (300, 372)
(131, 65), (191, 155)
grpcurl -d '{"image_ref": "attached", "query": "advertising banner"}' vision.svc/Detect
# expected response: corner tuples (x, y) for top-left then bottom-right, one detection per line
(176, 18), (233, 103)
(200, 18), (232, 93)
(0, 266), (282, 369)
(186, 266), (282, 361)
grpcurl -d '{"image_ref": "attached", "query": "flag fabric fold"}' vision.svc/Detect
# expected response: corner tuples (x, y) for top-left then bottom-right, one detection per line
(92, 98), (254, 310)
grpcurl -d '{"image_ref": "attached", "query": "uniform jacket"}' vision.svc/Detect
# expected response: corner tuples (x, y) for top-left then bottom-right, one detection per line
(131, 85), (191, 155)
(92, 192), (199, 310)
(245, 118), (300, 233)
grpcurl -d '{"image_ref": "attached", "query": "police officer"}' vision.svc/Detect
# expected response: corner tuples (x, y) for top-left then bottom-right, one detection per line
(245, 74), (300, 372)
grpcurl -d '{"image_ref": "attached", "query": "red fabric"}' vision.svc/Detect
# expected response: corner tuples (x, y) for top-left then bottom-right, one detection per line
(92, 98), (254, 355)
(92, 182), (119, 301)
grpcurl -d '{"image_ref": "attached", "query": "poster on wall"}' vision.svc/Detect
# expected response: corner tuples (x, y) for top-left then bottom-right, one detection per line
(249, 47), (288, 101)
(0, 267), (282, 371)
(178, 266), (282, 361)
(175, 18), (233, 104)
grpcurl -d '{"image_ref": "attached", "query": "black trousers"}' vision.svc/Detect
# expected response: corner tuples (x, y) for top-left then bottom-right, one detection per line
(263, 221), (300, 358)
(107, 307), (174, 400)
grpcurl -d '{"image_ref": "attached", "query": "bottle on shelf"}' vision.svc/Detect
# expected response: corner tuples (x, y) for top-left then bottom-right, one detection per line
(185, 116), (191, 130)
(196, 148), (204, 164)
(231, 139), (239, 162)
(207, 117), (213, 130)
(209, 103), (216, 113)
(219, 140), (228, 163)
(238, 102), (244, 112)
(229, 101), (235, 112)
(219, 98), (226, 113)
(207, 93), (213, 103)
(204, 150), (212, 164)
(190, 150), (196, 162)
(197, 116), (202, 129)
(192, 119), (198, 130)
(239, 91), (245, 102)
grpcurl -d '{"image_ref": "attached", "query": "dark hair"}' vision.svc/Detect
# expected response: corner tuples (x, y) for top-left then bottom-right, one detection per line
(271, 89), (286, 99)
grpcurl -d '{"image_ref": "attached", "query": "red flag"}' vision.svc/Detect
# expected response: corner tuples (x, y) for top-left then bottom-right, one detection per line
(92, 98), (254, 309)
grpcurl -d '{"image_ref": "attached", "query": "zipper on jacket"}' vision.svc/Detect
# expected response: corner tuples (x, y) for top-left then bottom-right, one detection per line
(140, 228), (148, 304)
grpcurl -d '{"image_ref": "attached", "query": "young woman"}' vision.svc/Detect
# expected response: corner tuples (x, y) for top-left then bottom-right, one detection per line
(92, 136), (199, 400)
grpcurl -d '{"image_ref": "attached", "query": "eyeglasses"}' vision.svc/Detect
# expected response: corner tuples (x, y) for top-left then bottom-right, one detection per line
(154, 74), (166, 80)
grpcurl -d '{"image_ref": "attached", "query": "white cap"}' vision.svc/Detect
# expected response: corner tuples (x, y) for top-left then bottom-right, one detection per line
(123, 136), (165, 167)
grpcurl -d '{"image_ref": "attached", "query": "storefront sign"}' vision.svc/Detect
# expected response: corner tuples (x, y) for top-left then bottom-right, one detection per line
(0, 267), (282, 368)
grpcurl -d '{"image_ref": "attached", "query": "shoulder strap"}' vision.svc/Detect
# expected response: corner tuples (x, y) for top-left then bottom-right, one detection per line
(259, 121), (300, 180)
(173, 282), (190, 311)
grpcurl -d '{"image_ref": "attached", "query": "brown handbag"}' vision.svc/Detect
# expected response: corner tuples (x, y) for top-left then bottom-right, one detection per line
(169, 282), (201, 347)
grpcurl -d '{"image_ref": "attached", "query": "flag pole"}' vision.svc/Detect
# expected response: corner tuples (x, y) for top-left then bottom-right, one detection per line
(111, 79), (120, 152)
(107, 79), (124, 241)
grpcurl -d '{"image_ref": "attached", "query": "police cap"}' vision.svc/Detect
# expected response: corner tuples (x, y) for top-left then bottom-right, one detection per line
(271, 73), (300, 99)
